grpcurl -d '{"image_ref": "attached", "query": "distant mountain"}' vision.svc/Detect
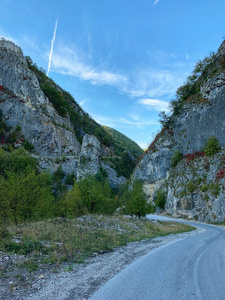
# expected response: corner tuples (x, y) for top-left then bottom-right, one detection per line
(102, 126), (144, 159)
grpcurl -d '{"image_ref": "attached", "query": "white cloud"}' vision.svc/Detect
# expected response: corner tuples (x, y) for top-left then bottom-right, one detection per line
(139, 98), (169, 112)
(50, 43), (189, 101)
(51, 44), (128, 88)
(91, 113), (158, 129)
(153, 0), (160, 6)
(128, 69), (187, 99)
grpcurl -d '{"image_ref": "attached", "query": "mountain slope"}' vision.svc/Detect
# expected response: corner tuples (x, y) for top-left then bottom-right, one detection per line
(0, 39), (136, 187)
(27, 57), (113, 146)
(132, 40), (225, 222)
(102, 126), (144, 158)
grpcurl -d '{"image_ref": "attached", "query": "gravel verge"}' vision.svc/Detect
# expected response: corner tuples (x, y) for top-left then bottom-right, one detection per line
(1, 226), (204, 300)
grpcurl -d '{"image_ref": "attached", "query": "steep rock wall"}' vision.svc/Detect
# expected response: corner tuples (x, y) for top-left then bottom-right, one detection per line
(133, 41), (225, 221)
(165, 152), (225, 223)
(0, 39), (80, 157)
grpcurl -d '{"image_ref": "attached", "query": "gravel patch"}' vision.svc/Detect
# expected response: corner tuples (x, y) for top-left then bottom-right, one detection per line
(1, 227), (204, 300)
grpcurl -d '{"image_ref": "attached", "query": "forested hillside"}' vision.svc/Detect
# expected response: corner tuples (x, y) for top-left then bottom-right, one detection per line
(102, 126), (144, 157)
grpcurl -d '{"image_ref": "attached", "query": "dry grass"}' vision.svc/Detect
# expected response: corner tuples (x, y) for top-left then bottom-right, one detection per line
(1, 215), (194, 269)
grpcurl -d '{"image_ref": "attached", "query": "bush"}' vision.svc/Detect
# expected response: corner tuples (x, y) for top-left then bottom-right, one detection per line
(154, 189), (166, 209)
(186, 180), (197, 193)
(124, 180), (152, 218)
(208, 182), (220, 197)
(171, 150), (183, 167)
(204, 136), (221, 156)
(4, 239), (43, 255)
(0, 148), (37, 177)
(23, 140), (34, 151)
(64, 175), (118, 217)
(0, 170), (54, 224)
(201, 183), (208, 192)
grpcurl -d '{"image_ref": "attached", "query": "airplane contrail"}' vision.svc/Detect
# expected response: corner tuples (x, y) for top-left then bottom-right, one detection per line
(153, 0), (160, 5)
(47, 18), (58, 76)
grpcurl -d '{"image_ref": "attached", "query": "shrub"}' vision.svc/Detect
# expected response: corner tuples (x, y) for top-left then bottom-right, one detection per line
(171, 150), (183, 167)
(0, 148), (37, 177)
(216, 169), (225, 181)
(64, 175), (117, 217)
(124, 180), (152, 218)
(4, 239), (43, 255)
(0, 170), (54, 224)
(201, 183), (208, 192)
(208, 182), (220, 197)
(154, 189), (166, 209)
(183, 151), (205, 164)
(23, 140), (34, 151)
(204, 136), (221, 156)
(186, 180), (197, 193)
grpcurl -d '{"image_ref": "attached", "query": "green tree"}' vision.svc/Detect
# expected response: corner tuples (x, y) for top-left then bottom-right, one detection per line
(0, 148), (37, 177)
(154, 189), (166, 209)
(64, 174), (117, 217)
(0, 176), (9, 223)
(0, 170), (54, 224)
(204, 136), (221, 156)
(65, 181), (88, 217)
(125, 180), (150, 218)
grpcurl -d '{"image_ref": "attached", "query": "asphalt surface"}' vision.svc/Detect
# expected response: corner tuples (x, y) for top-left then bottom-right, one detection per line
(90, 215), (225, 300)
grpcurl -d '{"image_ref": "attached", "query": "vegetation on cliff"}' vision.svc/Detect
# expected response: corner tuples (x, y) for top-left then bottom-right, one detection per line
(147, 48), (225, 153)
(169, 50), (225, 116)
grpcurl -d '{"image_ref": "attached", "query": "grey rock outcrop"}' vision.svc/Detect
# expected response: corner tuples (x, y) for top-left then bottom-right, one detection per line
(77, 134), (101, 180)
(133, 40), (225, 222)
(0, 39), (81, 158)
(101, 162), (126, 189)
(165, 151), (225, 223)
(133, 80), (225, 185)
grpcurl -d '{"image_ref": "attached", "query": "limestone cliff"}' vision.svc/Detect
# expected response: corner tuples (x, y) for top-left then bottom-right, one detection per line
(0, 39), (126, 187)
(133, 40), (225, 222)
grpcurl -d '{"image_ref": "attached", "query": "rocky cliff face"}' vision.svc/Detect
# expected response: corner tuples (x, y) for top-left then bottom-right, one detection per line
(165, 151), (225, 222)
(133, 40), (225, 222)
(0, 39), (80, 157)
(0, 39), (125, 187)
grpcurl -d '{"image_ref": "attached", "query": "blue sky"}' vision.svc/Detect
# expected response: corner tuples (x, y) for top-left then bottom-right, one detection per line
(1, 0), (225, 148)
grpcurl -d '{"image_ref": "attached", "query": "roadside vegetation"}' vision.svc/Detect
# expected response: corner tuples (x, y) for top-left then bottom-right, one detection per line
(0, 145), (153, 224)
(0, 111), (152, 224)
(0, 215), (194, 273)
(0, 140), (194, 275)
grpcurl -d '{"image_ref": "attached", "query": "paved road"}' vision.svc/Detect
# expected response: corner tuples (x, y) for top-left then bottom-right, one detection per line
(90, 215), (225, 300)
